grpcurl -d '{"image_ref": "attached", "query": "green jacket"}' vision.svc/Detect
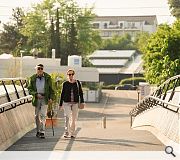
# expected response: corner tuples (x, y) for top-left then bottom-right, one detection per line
(27, 72), (55, 106)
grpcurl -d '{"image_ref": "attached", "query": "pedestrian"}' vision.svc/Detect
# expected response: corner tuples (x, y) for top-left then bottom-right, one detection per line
(59, 69), (85, 138)
(28, 64), (54, 139)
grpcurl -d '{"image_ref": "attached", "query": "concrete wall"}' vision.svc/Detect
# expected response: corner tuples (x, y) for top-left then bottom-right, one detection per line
(0, 58), (99, 82)
(132, 106), (180, 149)
(0, 103), (34, 151)
(0, 84), (34, 151)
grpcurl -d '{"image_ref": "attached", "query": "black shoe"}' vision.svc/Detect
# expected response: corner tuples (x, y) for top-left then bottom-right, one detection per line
(71, 135), (75, 138)
(36, 132), (40, 138)
(40, 133), (45, 139)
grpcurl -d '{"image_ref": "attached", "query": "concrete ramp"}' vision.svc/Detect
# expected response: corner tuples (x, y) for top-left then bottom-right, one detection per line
(0, 78), (33, 150)
(130, 75), (180, 151)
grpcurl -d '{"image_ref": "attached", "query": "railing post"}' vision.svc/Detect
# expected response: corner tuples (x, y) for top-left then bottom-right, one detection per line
(2, 80), (11, 102)
(102, 116), (106, 129)
(130, 115), (132, 127)
(12, 80), (20, 99)
(19, 79), (27, 96)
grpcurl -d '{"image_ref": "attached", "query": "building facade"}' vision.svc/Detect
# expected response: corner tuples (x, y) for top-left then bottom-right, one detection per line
(88, 50), (143, 85)
(92, 15), (158, 39)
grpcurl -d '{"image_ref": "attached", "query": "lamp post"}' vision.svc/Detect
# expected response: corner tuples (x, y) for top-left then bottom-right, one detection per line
(53, 2), (61, 65)
(132, 54), (135, 86)
(20, 50), (24, 77)
(55, 7), (61, 60)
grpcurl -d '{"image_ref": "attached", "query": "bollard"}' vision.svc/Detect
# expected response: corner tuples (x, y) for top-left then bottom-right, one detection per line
(102, 116), (106, 129)
(137, 91), (140, 102)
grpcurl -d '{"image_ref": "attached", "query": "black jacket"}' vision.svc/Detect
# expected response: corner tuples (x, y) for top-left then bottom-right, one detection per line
(59, 80), (84, 106)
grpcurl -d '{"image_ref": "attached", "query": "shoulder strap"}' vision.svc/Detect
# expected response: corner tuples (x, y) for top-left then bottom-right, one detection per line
(76, 80), (80, 96)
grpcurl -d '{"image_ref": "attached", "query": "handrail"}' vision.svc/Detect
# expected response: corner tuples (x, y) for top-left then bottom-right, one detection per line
(149, 95), (179, 108)
(0, 95), (32, 113)
(153, 75), (180, 95)
(0, 95), (32, 109)
(130, 95), (179, 116)
(0, 77), (27, 81)
(0, 78), (31, 114)
(130, 75), (180, 118)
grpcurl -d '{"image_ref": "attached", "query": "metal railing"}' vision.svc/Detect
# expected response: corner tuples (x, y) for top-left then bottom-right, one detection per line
(0, 78), (32, 114)
(129, 75), (180, 125)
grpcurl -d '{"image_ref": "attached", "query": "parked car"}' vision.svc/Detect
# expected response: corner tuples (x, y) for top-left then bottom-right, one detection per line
(115, 84), (137, 90)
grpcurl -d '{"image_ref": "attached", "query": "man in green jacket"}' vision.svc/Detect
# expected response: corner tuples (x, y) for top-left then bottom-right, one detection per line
(28, 64), (54, 139)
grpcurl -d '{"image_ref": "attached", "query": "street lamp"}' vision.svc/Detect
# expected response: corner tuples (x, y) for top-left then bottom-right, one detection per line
(132, 54), (135, 86)
(53, 2), (61, 63)
(20, 50), (25, 77)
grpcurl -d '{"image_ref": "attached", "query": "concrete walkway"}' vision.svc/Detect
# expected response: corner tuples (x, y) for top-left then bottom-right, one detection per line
(7, 90), (164, 151)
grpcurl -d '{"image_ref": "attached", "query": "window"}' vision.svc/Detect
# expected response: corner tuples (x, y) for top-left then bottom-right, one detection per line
(119, 23), (123, 28)
(104, 23), (107, 29)
(132, 22), (135, 28)
(93, 23), (100, 29)
(127, 22), (131, 28)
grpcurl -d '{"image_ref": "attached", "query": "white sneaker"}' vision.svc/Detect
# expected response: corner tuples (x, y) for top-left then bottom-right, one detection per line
(63, 132), (69, 138)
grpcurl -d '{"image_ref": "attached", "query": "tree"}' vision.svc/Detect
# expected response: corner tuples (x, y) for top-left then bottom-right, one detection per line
(0, 7), (26, 56)
(134, 32), (150, 54)
(18, 0), (101, 64)
(100, 34), (135, 50)
(20, 8), (49, 57)
(12, 7), (25, 29)
(0, 24), (19, 54)
(143, 22), (180, 85)
(168, 0), (180, 18)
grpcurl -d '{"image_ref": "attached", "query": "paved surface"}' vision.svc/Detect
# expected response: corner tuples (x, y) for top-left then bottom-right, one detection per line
(7, 90), (164, 151)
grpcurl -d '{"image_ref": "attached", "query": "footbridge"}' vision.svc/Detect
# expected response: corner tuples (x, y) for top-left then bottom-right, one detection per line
(0, 76), (179, 159)
(0, 78), (33, 150)
(130, 75), (180, 150)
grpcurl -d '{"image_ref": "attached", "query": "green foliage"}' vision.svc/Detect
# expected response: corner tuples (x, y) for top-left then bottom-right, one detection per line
(101, 84), (116, 90)
(119, 77), (146, 86)
(0, 8), (27, 55)
(0, 0), (102, 59)
(82, 56), (93, 67)
(168, 0), (180, 18)
(134, 32), (150, 54)
(20, 10), (49, 57)
(47, 72), (65, 117)
(0, 24), (23, 55)
(100, 34), (135, 50)
(143, 22), (180, 85)
(82, 82), (100, 90)
(50, 72), (65, 104)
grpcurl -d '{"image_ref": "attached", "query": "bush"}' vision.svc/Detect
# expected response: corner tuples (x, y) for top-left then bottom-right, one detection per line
(102, 84), (116, 90)
(119, 77), (146, 86)
(47, 73), (65, 117)
(82, 82), (100, 90)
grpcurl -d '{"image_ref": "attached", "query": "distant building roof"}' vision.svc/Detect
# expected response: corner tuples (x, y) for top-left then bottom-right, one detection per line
(120, 55), (143, 74)
(97, 68), (122, 74)
(94, 15), (157, 25)
(88, 50), (136, 59)
(90, 59), (128, 67)
(88, 50), (143, 74)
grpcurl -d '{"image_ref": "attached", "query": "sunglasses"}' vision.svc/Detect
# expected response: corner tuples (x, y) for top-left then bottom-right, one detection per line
(68, 73), (74, 76)
(37, 67), (43, 70)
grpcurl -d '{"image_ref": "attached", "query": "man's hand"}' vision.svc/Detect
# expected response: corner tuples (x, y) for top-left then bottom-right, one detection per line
(59, 105), (63, 111)
(48, 99), (53, 104)
(37, 93), (43, 99)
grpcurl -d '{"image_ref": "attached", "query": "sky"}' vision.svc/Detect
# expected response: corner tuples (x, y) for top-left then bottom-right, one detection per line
(0, 0), (176, 26)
